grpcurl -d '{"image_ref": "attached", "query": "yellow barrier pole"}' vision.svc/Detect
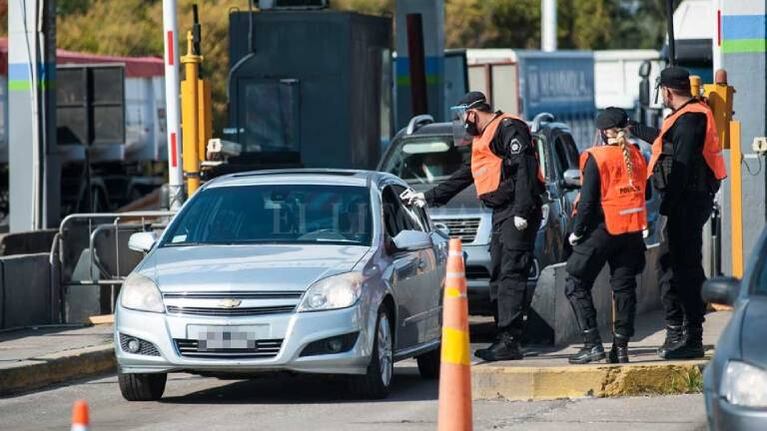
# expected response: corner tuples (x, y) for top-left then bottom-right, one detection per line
(197, 79), (213, 163)
(729, 120), (744, 278)
(181, 31), (202, 195)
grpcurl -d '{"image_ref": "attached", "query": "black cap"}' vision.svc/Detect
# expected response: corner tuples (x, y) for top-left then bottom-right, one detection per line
(457, 91), (488, 109)
(595, 107), (629, 130)
(659, 66), (691, 91)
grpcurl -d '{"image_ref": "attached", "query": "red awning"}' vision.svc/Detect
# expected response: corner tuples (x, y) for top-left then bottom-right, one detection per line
(0, 38), (164, 78)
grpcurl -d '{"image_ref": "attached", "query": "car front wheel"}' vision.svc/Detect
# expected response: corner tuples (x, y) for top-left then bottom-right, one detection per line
(349, 308), (393, 399)
(118, 372), (167, 401)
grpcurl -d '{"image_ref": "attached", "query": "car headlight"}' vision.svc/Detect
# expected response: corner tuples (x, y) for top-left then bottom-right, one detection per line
(297, 272), (364, 312)
(120, 273), (165, 313)
(721, 361), (767, 407)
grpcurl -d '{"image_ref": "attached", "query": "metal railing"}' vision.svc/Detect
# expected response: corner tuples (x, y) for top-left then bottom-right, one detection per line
(51, 211), (176, 322)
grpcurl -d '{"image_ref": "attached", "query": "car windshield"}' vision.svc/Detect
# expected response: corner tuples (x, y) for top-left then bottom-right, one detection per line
(381, 137), (470, 185)
(162, 184), (372, 247)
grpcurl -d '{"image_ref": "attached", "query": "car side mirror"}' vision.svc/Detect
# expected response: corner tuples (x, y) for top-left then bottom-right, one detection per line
(128, 231), (158, 253)
(563, 169), (581, 189)
(392, 230), (432, 251)
(434, 223), (450, 239)
(702, 276), (740, 306)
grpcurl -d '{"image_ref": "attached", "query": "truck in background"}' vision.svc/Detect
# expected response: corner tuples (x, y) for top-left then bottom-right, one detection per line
(463, 49), (596, 149)
(0, 39), (168, 225)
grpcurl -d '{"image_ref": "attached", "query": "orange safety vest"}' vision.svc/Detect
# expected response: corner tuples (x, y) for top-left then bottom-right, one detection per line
(470, 114), (543, 197)
(647, 101), (727, 181)
(581, 144), (648, 235)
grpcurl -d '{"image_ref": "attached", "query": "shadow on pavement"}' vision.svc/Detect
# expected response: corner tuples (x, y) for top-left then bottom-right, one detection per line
(158, 366), (437, 405)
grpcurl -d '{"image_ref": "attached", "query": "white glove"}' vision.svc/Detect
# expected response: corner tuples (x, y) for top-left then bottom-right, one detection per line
(514, 216), (528, 231)
(568, 232), (582, 246)
(642, 228), (649, 239)
(399, 189), (426, 208)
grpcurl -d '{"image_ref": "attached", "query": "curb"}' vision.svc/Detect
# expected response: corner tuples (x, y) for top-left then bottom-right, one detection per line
(0, 344), (115, 396)
(471, 360), (707, 401)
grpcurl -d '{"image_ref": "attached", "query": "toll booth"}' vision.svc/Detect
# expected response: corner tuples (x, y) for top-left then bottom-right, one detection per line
(223, 10), (392, 172)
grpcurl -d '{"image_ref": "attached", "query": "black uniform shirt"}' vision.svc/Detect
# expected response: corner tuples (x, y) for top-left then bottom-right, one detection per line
(631, 100), (709, 213)
(571, 155), (603, 237)
(424, 113), (542, 222)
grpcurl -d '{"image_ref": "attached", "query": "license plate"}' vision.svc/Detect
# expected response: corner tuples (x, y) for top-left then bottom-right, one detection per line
(187, 325), (269, 350)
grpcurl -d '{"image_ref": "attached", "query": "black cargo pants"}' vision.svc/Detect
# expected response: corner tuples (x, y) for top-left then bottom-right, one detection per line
(564, 225), (646, 337)
(489, 208), (542, 337)
(658, 194), (713, 329)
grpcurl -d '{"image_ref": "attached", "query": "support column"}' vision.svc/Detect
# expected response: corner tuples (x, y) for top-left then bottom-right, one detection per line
(8, 0), (59, 231)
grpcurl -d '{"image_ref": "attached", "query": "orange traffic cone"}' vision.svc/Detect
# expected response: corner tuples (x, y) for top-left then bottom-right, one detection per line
(71, 400), (89, 431)
(437, 238), (473, 431)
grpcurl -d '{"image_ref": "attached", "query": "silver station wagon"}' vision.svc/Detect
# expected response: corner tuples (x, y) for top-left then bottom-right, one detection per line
(115, 170), (447, 400)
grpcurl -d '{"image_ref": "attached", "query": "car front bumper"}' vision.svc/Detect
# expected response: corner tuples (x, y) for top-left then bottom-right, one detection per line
(706, 391), (767, 430)
(115, 304), (373, 376)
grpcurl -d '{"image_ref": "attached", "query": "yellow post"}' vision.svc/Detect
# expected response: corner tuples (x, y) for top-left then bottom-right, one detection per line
(181, 31), (203, 195)
(729, 120), (744, 278)
(690, 75), (702, 99)
(704, 84), (735, 149)
(197, 79), (213, 163)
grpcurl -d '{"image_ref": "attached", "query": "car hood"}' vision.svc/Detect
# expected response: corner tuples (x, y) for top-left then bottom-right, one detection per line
(740, 297), (767, 368)
(140, 244), (370, 293)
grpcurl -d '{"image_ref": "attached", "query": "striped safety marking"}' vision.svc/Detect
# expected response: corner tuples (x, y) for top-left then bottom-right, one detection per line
(170, 132), (178, 167)
(167, 31), (175, 65)
(441, 327), (471, 366)
(618, 207), (644, 215)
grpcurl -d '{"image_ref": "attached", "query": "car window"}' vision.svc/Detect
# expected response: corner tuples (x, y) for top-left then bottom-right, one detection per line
(381, 185), (422, 237)
(552, 131), (580, 175)
(381, 136), (470, 185)
(162, 184), (372, 246)
(390, 185), (430, 232)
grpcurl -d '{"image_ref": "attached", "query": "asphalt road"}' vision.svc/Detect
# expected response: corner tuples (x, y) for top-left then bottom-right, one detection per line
(0, 364), (708, 431)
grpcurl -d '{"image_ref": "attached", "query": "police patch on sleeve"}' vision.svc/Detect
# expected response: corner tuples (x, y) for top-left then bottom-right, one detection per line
(510, 139), (522, 154)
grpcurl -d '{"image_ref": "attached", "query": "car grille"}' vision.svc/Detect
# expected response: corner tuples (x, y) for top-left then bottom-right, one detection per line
(438, 218), (480, 243)
(163, 292), (303, 300)
(166, 305), (296, 316)
(466, 266), (490, 279)
(174, 338), (283, 359)
(163, 291), (301, 317)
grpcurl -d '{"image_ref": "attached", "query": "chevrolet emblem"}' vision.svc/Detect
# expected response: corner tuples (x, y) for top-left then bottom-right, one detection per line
(217, 299), (242, 309)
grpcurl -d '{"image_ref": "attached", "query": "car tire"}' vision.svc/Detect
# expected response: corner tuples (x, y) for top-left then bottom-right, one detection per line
(118, 372), (167, 401)
(349, 308), (393, 399)
(416, 347), (440, 379)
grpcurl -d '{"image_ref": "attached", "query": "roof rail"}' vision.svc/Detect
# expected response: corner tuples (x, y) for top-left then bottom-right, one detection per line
(531, 112), (556, 133)
(406, 114), (434, 135)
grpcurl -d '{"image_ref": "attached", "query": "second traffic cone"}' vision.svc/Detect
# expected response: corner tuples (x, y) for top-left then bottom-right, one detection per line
(437, 238), (473, 431)
(71, 400), (89, 431)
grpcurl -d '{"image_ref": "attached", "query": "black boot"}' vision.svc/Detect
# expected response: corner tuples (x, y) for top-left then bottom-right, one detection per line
(657, 325), (685, 358)
(608, 334), (629, 364)
(475, 332), (523, 361)
(569, 329), (606, 364)
(661, 326), (705, 359)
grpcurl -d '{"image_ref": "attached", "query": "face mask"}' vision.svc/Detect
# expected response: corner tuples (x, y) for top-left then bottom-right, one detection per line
(464, 112), (480, 136)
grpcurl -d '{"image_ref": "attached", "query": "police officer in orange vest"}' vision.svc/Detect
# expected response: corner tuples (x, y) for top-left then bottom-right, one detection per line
(630, 67), (727, 360)
(565, 107), (648, 364)
(402, 91), (544, 361)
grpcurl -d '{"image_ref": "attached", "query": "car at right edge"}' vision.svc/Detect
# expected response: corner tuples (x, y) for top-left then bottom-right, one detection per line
(703, 228), (767, 430)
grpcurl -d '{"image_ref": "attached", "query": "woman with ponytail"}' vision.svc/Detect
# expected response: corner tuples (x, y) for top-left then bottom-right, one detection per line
(565, 107), (649, 364)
